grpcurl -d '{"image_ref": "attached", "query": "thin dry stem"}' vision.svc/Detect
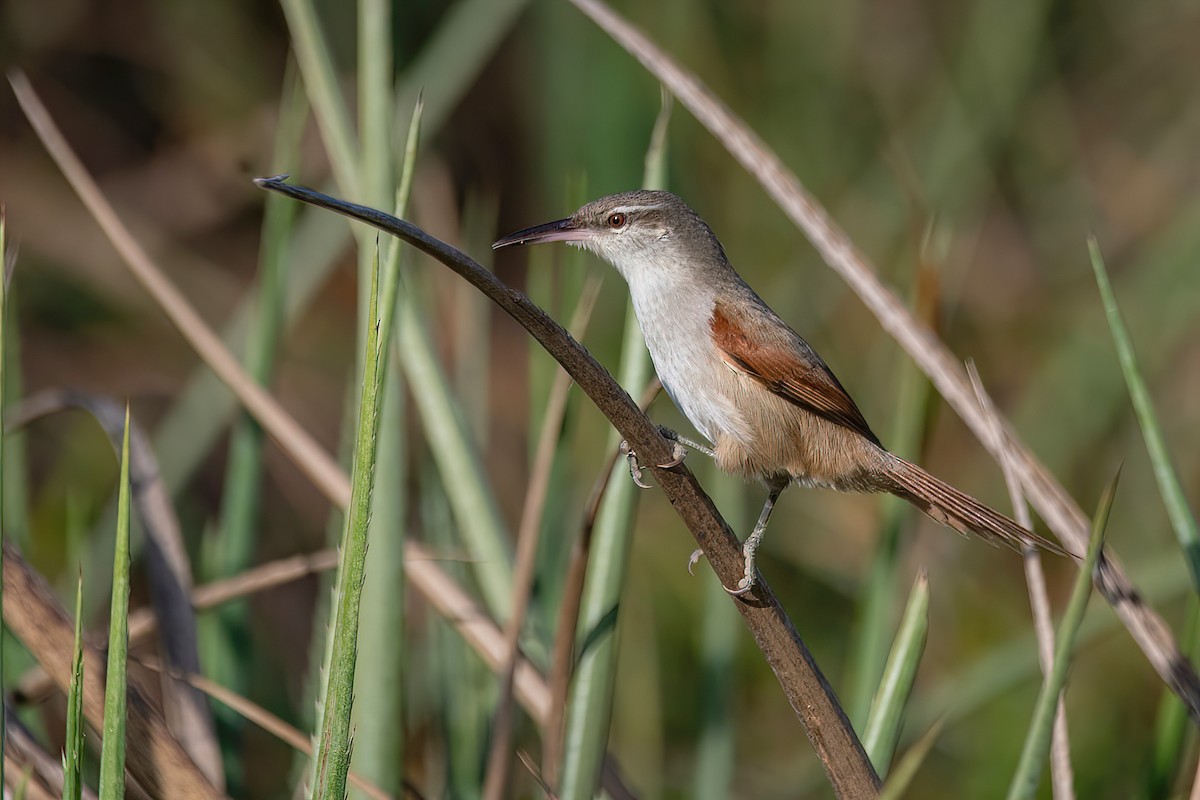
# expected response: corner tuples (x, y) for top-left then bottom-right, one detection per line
(517, 751), (559, 800)
(543, 376), (661, 785)
(968, 363), (1075, 799)
(135, 657), (392, 800)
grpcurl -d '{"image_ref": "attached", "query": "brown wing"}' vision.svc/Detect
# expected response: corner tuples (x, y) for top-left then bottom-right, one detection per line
(711, 299), (881, 446)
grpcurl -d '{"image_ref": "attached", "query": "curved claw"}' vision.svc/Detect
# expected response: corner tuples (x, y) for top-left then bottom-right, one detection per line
(656, 442), (687, 470)
(724, 577), (756, 597)
(620, 440), (653, 489)
(630, 468), (652, 490)
(687, 548), (705, 575)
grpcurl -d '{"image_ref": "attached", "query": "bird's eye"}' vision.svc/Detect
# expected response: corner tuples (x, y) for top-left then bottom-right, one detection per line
(607, 212), (627, 229)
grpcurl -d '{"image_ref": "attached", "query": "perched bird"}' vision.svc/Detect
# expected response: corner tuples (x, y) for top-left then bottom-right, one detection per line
(494, 190), (1065, 594)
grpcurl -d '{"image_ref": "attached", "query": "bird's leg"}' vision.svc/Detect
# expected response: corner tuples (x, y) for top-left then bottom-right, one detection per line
(690, 484), (785, 595)
(727, 485), (784, 595)
(619, 426), (712, 488)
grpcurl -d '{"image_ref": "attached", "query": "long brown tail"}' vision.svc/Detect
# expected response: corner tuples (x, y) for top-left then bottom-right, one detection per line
(884, 456), (1069, 557)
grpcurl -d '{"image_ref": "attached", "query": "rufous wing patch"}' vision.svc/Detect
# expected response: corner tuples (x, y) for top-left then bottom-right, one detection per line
(710, 300), (881, 446)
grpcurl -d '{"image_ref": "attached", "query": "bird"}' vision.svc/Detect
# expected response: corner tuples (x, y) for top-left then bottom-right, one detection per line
(493, 190), (1066, 594)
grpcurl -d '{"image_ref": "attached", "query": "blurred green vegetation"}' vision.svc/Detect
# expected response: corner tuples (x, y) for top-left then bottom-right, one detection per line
(0, 0), (1197, 797)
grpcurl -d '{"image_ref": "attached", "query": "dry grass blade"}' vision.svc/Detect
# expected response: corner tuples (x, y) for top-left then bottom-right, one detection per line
(877, 719), (945, 800)
(543, 376), (660, 784)
(134, 658), (393, 800)
(968, 363), (1074, 799)
(1, 543), (223, 799)
(14, 549), (339, 707)
(565, 0), (1200, 720)
(7, 389), (222, 787)
(517, 751), (559, 800)
(5, 709), (100, 800)
(483, 275), (603, 800)
(4, 69), (558, 735)
(187, 549), (337, 619)
(1007, 473), (1114, 800)
(7, 72), (348, 513)
(252, 178), (881, 799)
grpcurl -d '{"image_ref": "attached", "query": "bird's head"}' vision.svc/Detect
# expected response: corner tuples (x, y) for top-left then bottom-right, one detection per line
(493, 190), (724, 281)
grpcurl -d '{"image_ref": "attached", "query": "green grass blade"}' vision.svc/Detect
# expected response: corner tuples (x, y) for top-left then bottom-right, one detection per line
(1088, 236), (1199, 588)
(1014, 208), (1200, 483)
(1083, 229), (1200, 798)
(354, 0), (393, 362)
(848, 247), (939, 726)
(905, 547), (1188, 737)
(350, 91), (423, 800)
(99, 405), (132, 799)
(1148, 597), (1200, 796)
(423, 484), (495, 797)
(1006, 470), (1118, 800)
(207, 65), (308, 788)
(1089, 235), (1199, 798)
(285, 0), (516, 622)
(309, 248), (388, 800)
(382, 159), (516, 622)
(145, 0), (519, 537)
(358, 0), (392, 210)
(278, 0), (360, 198)
(396, 296), (514, 617)
(642, 86), (671, 189)
(63, 570), (85, 800)
(863, 570), (930, 777)
(215, 64), (307, 578)
(558, 89), (670, 800)
(878, 719), (945, 800)
(376, 97), (422, 359)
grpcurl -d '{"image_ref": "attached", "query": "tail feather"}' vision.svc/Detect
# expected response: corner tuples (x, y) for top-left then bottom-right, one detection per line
(885, 457), (1069, 557)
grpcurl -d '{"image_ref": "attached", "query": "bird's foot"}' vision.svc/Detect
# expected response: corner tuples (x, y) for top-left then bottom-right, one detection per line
(688, 545), (758, 595)
(725, 574), (757, 596)
(657, 425), (715, 459)
(619, 439), (653, 489)
(619, 436), (689, 488)
(723, 524), (767, 596)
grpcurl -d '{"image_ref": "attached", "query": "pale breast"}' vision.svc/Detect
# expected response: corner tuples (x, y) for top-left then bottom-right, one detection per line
(627, 276), (752, 446)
